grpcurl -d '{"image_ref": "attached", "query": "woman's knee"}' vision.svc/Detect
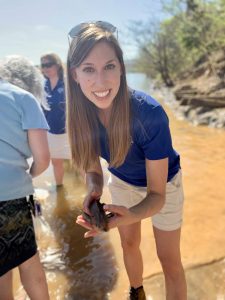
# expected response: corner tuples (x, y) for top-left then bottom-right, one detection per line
(119, 224), (141, 250)
(120, 236), (140, 251)
(51, 158), (63, 168)
(157, 249), (183, 274)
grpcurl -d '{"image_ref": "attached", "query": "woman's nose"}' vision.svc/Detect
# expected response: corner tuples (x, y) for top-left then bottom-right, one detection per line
(94, 71), (106, 87)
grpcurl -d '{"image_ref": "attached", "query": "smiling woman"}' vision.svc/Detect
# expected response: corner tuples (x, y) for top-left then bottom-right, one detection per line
(66, 21), (187, 300)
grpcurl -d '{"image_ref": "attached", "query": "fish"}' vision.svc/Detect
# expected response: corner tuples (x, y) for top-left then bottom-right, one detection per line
(82, 200), (114, 232)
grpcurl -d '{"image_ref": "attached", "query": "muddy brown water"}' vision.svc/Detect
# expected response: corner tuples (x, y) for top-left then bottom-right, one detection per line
(13, 74), (225, 300)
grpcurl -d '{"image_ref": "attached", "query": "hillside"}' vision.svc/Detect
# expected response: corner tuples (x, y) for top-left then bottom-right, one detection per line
(172, 48), (225, 128)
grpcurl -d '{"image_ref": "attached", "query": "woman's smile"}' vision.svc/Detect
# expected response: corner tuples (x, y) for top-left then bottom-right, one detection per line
(93, 89), (110, 98)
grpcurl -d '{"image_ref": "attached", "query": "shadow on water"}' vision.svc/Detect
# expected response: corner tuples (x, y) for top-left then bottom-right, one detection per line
(34, 170), (118, 300)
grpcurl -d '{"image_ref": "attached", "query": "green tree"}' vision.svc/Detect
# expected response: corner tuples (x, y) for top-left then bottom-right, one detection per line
(129, 0), (225, 84)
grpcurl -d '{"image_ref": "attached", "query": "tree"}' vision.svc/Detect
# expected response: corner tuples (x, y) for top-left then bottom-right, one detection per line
(128, 0), (225, 84)
(128, 19), (184, 86)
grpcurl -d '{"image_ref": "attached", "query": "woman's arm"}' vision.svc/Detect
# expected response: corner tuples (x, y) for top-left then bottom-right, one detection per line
(104, 158), (168, 227)
(77, 158), (168, 237)
(130, 157), (168, 219)
(28, 129), (50, 178)
(83, 158), (104, 213)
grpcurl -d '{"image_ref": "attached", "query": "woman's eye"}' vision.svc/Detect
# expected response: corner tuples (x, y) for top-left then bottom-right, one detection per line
(83, 67), (95, 73)
(105, 64), (116, 70)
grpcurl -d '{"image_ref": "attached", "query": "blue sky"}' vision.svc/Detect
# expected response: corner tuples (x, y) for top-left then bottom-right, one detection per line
(0, 0), (165, 65)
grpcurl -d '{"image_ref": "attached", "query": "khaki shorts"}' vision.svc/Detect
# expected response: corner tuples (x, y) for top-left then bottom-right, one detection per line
(47, 132), (71, 159)
(108, 169), (184, 231)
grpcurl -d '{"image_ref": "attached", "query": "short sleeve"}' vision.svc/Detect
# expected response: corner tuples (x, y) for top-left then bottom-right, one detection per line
(19, 93), (49, 130)
(138, 106), (173, 160)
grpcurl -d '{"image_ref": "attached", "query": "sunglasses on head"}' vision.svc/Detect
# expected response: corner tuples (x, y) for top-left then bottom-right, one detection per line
(68, 21), (118, 44)
(41, 62), (55, 68)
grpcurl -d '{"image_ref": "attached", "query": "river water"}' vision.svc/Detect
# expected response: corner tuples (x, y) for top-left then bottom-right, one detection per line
(14, 73), (225, 300)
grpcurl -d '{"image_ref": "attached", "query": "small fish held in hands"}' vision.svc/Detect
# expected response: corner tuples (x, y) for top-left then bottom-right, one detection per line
(82, 200), (114, 232)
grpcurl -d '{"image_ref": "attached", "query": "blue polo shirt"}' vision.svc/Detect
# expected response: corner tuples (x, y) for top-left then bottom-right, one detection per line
(99, 89), (180, 187)
(43, 78), (66, 134)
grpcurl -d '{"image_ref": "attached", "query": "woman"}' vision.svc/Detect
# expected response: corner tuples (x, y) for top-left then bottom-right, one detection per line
(0, 55), (50, 299)
(40, 53), (70, 186)
(67, 22), (187, 300)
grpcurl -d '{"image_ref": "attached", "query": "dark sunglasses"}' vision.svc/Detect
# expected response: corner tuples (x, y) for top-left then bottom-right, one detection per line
(41, 62), (55, 68)
(68, 21), (117, 44)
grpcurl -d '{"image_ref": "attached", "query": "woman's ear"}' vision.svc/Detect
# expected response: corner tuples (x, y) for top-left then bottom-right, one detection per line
(71, 69), (79, 84)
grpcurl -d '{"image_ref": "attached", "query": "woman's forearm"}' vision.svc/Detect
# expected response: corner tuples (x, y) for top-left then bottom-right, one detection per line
(86, 171), (103, 194)
(130, 192), (165, 220)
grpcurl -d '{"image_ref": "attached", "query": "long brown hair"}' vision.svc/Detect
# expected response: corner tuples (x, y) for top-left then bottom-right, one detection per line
(66, 25), (131, 171)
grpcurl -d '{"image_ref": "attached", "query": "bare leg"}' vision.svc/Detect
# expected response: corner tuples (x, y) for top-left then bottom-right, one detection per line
(0, 270), (13, 300)
(19, 253), (49, 300)
(153, 227), (187, 300)
(118, 222), (143, 288)
(51, 158), (64, 186)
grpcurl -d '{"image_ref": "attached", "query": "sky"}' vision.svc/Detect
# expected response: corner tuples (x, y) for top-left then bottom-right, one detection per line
(0, 0), (166, 65)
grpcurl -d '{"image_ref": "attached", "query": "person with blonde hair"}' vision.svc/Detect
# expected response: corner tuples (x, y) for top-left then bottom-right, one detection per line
(40, 53), (70, 187)
(0, 55), (50, 299)
(67, 22), (187, 300)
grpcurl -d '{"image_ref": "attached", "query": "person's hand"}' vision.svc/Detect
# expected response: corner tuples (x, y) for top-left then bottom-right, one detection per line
(76, 214), (100, 238)
(76, 204), (141, 238)
(103, 204), (140, 229)
(83, 190), (101, 214)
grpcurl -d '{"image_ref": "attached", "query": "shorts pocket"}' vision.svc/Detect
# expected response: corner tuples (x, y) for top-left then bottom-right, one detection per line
(166, 170), (184, 205)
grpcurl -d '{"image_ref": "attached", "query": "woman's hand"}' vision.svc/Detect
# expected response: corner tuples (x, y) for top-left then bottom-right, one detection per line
(76, 214), (100, 238)
(104, 204), (140, 228)
(76, 204), (140, 238)
(83, 191), (101, 214)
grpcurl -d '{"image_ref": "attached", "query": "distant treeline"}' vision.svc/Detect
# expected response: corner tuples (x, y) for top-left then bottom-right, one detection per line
(128, 0), (225, 87)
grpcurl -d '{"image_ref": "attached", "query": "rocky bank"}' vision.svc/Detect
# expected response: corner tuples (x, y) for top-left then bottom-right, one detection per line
(172, 48), (225, 128)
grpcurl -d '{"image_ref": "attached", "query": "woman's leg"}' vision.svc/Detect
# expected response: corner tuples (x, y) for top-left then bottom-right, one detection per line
(118, 221), (143, 288)
(0, 270), (13, 300)
(51, 158), (64, 186)
(153, 227), (187, 300)
(19, 252), (49, 300)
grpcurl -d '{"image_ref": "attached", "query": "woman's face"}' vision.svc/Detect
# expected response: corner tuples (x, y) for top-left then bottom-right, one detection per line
(72, 41), (121, 111)
(41, 58), (59, 79)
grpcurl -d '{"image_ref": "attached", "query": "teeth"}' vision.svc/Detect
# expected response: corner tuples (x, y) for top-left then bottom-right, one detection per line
(94, 90), (109, 97)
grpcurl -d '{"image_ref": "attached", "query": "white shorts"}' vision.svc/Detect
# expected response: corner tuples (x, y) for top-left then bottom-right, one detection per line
(47, 132), (71, 159)
(108, 169), (184, 231)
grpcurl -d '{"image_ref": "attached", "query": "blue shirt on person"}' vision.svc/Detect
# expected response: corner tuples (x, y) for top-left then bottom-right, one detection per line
(43, 78), (66, 134)
(99, 89), (180, 187)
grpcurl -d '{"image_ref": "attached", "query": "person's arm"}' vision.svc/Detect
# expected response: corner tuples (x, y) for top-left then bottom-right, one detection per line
(28, 129), (50, 178)
(77, 158), (168, 237)
(129, 157), (168, 218)
(83, 158), (104, 213)
(102, 158), (168, 228)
